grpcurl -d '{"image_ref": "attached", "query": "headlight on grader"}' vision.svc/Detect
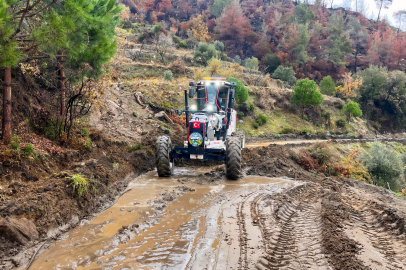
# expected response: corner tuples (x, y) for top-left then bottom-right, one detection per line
(189, 132), (203, 147)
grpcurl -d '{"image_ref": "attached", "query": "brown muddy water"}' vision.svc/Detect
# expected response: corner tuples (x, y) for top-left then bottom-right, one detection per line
(25, 168), (297, 270)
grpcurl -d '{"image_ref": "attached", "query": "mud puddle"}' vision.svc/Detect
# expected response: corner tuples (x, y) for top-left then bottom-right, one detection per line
(245, 139), (328, 148)
(26, 168), (295, 270)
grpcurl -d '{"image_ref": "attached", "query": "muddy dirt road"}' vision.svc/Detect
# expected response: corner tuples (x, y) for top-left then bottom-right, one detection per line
(23, 159), (406, 270)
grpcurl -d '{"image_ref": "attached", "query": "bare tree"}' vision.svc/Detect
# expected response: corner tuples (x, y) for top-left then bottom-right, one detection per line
(358, 0), (368, 16)
(153, 34), (174, 65)
(394, 10), (406, 32)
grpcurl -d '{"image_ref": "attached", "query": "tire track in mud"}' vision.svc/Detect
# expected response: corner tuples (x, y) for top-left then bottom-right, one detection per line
(342, 187), (406, 270)
(254, 184), (330, 270)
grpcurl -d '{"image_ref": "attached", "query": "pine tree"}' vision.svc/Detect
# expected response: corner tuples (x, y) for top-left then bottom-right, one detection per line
(375, 0), (393, 22)
(34, 0), (123, 117)
(292, 79), (324, 119)
(347, 15), (368, 73)
(325, 12), (351, 67)
(0, 0), (56, 144)
(210, 0), (230, 18)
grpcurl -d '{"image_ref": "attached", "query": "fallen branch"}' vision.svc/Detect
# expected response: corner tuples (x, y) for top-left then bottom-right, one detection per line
(134, 93), (146, 108)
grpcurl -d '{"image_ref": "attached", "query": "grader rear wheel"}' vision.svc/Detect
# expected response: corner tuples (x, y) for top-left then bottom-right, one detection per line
(225, 136), (242, 180)
(156, 136), (173, 177)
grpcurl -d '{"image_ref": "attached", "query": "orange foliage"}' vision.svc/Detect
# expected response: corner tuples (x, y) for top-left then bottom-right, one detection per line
(169, 113), (186, 126)
(335, 72), (362, 99)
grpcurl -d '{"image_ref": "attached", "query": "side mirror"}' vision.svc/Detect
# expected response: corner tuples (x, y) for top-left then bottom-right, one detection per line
(175, 109), (183, 115)
(189, 88), (195, 98)
(230, 82), (237, 87)
(189, 82), (196, 87)
(230, 89), (235, 99)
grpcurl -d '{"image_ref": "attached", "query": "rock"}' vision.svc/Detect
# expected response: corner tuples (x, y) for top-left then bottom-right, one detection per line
(155, 111), (174, 124)
(132, 112), (139, 118)
(239, 120), (244, 123)
(0, 217), (39, 244)
(106, 110), (116, 116)
(159, 126), (170, 134)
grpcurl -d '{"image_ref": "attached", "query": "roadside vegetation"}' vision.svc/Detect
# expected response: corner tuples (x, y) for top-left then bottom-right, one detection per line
(293, 141), (406, 194)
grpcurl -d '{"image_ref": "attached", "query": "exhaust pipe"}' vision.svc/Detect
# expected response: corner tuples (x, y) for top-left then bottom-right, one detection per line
(185, 90), (189, 128)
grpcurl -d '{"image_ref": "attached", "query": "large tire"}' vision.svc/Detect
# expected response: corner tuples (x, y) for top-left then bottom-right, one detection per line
(236, 131), (246, 149)
(226, 136), (242, 180)
(156, 136), (173, 177)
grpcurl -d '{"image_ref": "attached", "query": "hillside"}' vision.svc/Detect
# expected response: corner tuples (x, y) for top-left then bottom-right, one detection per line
(2, 1), (406, 269)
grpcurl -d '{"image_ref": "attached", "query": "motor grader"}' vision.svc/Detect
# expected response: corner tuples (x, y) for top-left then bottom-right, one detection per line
(155, 77), (245, 180)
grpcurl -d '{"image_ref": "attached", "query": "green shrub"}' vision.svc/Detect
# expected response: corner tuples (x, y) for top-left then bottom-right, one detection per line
(24, 143), (34, 156)
(10, 136), (20, 150)
(234, 55), (241, 65)
(69, 174), (89, 199)
(163, 70), (173, 81)
(127, 143), (142, 152)
(244, 57), (259, 71)
(194, 42), (217, 65)
(247, 102), (255, 111)
(253, 122), (259, 129)
(220, 53), (228, 61)
(213, 40), (225, 52)
(172, 35), (188, 48)
(85, 137), (92, 150)
(237, 112), (244, 118)
(281, 127), (296, 134)
(389, 142), (406, 154)
(228, 77), (249, 103)
(309, 142), (333, 166)
(336, 119), (347, 128)
(256, 113), (269, 126)
(300, 127), (313, 134)
(342, 101), (362, 122)
(263, 53), (280, 74)
(360, 142), (404, 191)
(319, 76), (335, 96)
(271, 65), (296, 85)
(82, 128), (90, 137)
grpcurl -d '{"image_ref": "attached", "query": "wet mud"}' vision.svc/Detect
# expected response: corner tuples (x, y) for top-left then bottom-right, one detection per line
(26, 169), (297, 269)
(9, 143), (406, 270)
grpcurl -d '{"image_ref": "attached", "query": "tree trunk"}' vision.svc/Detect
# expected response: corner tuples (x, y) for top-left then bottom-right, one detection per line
(354, 45), (359, 73)
(2, 67), (12, 145)
(59, 53), (66, 117)
(377, 0), (383, 22)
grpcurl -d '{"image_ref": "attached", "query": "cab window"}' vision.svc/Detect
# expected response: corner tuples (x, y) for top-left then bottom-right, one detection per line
(217, 86), (229, 110)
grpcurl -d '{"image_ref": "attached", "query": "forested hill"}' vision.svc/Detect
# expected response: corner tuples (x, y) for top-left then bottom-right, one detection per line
(119, 0), (406, 81)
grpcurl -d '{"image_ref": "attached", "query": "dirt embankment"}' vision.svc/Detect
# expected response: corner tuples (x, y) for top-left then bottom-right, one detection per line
(0, 130), (159, 265)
